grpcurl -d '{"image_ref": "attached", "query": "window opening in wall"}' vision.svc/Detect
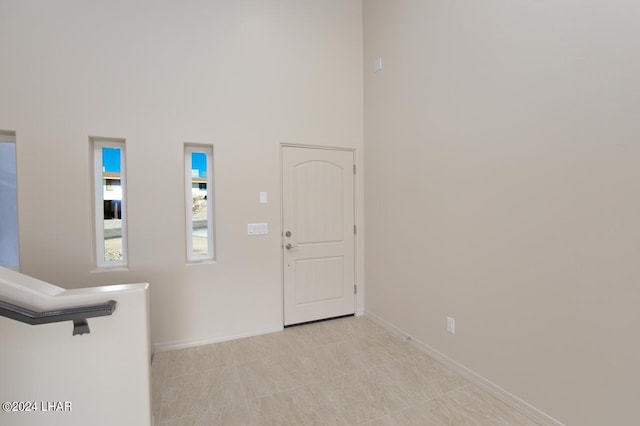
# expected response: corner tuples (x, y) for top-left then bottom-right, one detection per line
(0, 131), (19, 268)
(185, 145), (214, 261)
(92, 138), (127, 267)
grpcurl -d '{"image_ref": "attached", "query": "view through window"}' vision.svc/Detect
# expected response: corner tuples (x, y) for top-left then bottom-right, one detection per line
(0, 131), (19, 268)
(185, 145), (214, 260)
(93, 139), (127, 266)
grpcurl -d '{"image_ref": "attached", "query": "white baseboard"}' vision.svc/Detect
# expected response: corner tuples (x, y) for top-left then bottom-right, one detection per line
(153, 324), (284, 354)
(365, 310), (565, 426)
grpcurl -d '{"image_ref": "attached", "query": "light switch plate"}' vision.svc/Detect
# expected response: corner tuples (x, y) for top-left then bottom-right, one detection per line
(248, 223), (269, 235)
(259, 192), (268, 204)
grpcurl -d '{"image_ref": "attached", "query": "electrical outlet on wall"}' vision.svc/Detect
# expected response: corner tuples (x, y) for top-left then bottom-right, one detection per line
(447, 316), (456, 334)
(373, 57), (383, 72)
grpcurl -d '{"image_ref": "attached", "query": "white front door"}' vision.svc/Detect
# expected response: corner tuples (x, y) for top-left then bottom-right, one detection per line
(282, 146), (356, 326)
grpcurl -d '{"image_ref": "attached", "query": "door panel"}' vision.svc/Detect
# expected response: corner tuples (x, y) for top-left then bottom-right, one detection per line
(283, 146), (355, 326)
(295, 161), (344, 244)
(295, 256), (345, 304)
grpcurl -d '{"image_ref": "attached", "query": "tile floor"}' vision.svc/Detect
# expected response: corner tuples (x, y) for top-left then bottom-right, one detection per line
(152, 316), (540, 425)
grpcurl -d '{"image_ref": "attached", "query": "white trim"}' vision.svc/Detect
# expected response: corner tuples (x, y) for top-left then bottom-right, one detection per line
(91, 138), (128, 268)
(153, 324), (283, 354)
(90, 266), (129, 274)
(280, 143), (358, 325)
(184, 144), (215, 262)
(280, 142), (355, 152)
(0, 131), (16, 143)
(364, 310), (565, 426)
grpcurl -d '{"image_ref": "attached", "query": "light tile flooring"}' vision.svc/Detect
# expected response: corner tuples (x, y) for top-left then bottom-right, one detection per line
(152, 316), (540, 426)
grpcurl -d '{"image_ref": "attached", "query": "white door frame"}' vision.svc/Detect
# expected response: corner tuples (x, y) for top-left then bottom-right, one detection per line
(280, 143), (358, 325)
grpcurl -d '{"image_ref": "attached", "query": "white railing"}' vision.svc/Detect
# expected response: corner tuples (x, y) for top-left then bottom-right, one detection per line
(0, 267), (151, 426)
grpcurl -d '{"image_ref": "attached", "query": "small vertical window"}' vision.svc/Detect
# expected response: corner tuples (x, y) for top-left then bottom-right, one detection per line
(0, 131), (19, 268)
(92, 138), (127, 267)
(185, 145), (214, 261)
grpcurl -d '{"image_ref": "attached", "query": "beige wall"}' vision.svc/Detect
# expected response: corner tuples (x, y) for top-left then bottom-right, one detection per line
(364, 1), (640, 425)
(0, 0), (363, 348)
(5, 0), (639, 422)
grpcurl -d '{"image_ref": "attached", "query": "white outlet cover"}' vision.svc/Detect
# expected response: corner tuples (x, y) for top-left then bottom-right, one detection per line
(447, 316), (456, 334)
(373, 57), (383, 73)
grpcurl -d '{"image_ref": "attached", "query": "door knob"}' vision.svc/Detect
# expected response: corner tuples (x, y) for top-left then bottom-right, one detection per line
(285, 243), (298, 250)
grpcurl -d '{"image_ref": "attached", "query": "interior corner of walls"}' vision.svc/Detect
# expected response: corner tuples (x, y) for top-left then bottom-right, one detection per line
(363, 310), (564, 426)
